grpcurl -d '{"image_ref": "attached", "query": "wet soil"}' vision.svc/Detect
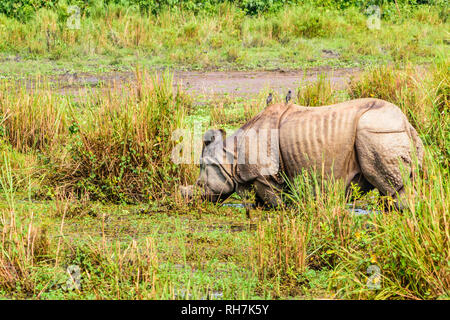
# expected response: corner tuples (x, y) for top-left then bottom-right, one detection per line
(18, 66), (360, 99)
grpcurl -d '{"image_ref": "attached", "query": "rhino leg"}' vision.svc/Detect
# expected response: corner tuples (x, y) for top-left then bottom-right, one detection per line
(346, 173), (375, 200)
(355, 129), (414, 210)
(354, 104), (423, 210)
(253, 177), (284, 207)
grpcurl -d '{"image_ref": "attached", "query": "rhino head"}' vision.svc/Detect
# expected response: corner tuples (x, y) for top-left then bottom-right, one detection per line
(180, 129), (235, 203)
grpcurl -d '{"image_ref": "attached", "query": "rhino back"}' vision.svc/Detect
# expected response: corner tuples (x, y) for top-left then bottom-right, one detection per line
(279, 100), (377, 182)
(234, 103), (287, 182)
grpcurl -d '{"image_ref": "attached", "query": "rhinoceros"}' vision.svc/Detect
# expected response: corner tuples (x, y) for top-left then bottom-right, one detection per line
(180, 98), (424, 209)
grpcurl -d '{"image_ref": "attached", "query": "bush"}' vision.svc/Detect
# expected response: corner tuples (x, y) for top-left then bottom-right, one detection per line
(0, 70), (193, 203)
(1, 0), (443, 20)
(0, 159), (51, 294)
(46, 70), (191, 203)
(296, 74), (339, 106)
(0, 80), (67, 152)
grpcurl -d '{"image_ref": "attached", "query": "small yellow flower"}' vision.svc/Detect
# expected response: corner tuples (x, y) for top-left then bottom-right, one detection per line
(370, 253), (377, 263)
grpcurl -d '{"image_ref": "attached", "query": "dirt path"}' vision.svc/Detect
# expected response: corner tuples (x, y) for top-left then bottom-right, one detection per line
(22, 67), (360, 99)
(175, 67), (359, 97)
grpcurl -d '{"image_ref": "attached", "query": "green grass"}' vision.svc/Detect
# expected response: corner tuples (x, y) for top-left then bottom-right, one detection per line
(0, 188), (262, 299)
(1, 0), (447, 300)
(1, 69), (193, 203)
(0, 3), (448, 76)
(0, 58), (448, 299)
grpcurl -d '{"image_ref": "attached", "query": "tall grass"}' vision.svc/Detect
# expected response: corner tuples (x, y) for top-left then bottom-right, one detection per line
(0, 154), (255, 299)
(0, 156), (162, 298)
(0, 154), (50, 293)
(251, 170), (354, 297)
(209, 96), (266, 127)
(47, 70), (191, 202)
(296, 74), (340, 106)
(0, 3), (446, 69)
(65, 237), (161, 299)
(332, 151), (449, 299)
(0, 69), (193, 203)
(0, 79), (67, 152)
(251, 153), (448, 299)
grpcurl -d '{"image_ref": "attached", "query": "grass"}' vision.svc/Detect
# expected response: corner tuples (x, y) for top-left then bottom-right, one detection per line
(209, 94), (268, 128)
(296, 74), (340, 106)
(0, 3), (448, 77)
(1, 69), (193, 203)
(0, 57), (448, 299)
(0, 190), (260, 299)
(332, 151), (449, 299)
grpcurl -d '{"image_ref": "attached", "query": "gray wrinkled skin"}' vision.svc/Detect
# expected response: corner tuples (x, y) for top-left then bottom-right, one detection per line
(180, 98), (424, 209)
(180, 129), (235, 202)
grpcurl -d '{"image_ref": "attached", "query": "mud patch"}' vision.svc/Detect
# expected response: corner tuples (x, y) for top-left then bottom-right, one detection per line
(16, 66), (360, 100)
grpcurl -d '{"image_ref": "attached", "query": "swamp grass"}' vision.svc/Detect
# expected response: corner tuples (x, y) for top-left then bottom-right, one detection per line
(0, 59), (448, 299)
(0, 3), (448, 73)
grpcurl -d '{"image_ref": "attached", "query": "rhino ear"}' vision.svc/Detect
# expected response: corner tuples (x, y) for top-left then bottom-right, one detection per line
(203, 129), (226, 147)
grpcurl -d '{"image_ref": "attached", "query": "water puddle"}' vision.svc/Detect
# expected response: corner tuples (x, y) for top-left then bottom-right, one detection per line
(173, 288), (224, 300)
(346, 204), (381, 216)
(222, 203), (246, 209)
(205, 223), (256, 233)
(224, 202), (380, 215)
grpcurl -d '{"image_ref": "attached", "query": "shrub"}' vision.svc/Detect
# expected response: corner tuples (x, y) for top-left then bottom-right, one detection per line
(0, 80), (67, 152)
(0, 69), (193, 203)
(296, 74), (340, 106)
(46, 70), (192, 203)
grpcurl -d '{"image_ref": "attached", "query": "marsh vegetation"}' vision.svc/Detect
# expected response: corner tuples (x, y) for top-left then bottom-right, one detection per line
(0, 0), (448, 300)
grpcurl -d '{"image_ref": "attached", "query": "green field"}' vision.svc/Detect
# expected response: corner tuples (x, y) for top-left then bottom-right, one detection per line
(0, 0), (448, 76)
(0, 0), (449, 300)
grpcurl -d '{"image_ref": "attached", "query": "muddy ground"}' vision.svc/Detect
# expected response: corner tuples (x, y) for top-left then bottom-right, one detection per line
(18, 66), (360, 99)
